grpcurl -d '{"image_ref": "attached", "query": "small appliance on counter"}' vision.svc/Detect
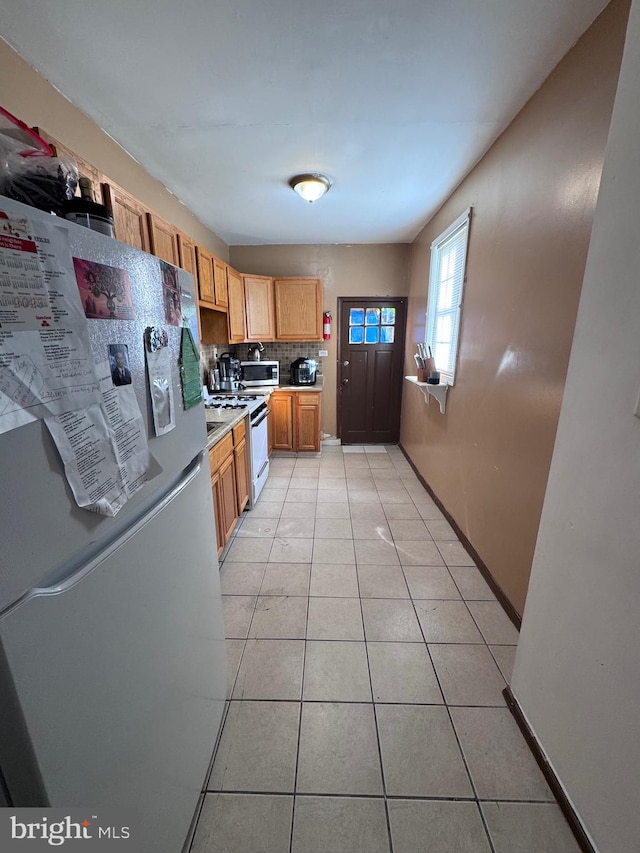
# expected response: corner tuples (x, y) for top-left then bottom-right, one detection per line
(241, 360), (279, 387)
(218, 352), (242, 391)
(247, 342), (264, 361)
(290, 357), (317, 386)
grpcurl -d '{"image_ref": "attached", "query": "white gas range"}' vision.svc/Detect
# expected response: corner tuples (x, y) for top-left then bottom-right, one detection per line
(204, 392), (270, 505)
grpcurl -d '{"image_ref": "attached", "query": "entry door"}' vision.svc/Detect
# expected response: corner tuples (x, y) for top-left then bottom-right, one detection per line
(338, 297), (407, 444)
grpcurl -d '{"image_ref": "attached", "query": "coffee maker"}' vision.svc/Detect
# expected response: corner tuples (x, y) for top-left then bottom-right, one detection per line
(218, 352), (241, 391)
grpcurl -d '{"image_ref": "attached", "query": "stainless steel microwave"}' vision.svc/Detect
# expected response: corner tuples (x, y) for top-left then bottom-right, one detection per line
(240, 360), (279, 387)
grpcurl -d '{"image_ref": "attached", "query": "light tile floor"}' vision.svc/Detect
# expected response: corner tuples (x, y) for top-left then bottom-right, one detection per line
(191, 445), (580, 853)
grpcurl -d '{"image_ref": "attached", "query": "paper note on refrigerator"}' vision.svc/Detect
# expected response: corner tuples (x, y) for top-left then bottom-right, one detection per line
(145, 326), (175, 436)
(0, 210), (101, 434)
(45, 362), (149, 517)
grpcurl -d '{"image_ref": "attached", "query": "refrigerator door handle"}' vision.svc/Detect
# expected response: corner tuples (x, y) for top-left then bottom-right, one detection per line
(1, 453), (206, 615)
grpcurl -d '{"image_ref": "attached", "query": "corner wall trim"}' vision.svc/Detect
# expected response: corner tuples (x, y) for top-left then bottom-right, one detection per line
(398, 443), (521, 629)
(503, 687), (595, 853)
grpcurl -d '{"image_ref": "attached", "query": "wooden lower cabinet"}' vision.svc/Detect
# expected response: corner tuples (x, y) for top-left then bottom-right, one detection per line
(267, 397), (274, 456)
(233, 420), (250, 513)
(270, 391), (321, 453)
(271, 392), (294, 451)
(296, 393), (322, 452)
(218, 453), (238, 544)
(210, 470), (225, 555)
(208, 417), (250, 556)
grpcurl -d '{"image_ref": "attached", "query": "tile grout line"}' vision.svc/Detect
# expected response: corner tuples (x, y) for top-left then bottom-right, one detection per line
(288, 555), (312, 853)
(355, 528), (396, 853)
(204, 789), (559, 804)
(406, 583), (498, 853)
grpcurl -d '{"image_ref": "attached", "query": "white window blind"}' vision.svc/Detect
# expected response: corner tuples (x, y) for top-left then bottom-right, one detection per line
(426, 208), (471, 385)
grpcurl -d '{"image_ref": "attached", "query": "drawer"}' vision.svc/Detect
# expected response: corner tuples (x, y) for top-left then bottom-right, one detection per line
(297, 392), (321, 406)
(232, 419), (246, 445)
(208, 431), (233, 473)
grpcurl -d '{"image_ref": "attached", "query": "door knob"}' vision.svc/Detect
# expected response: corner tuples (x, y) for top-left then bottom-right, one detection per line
(342, 360), (349, 366)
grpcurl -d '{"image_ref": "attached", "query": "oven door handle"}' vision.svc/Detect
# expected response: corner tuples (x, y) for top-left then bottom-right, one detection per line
(251, 407), (271, 428)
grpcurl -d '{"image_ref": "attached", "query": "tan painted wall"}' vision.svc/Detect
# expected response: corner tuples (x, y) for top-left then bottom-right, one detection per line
(0, 39), (228, 259)
(230, 244), (409, 436)
(513, 3), (640, 842)
(400, 0), (630, 615)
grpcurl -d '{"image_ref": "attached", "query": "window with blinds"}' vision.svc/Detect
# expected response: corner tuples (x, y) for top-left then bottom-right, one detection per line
(425, 208), (471, 385)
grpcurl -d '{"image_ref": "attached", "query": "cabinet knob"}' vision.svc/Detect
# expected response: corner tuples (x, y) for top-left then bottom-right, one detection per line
(342, 378), (349, 385)
(342, 360), (349, 366)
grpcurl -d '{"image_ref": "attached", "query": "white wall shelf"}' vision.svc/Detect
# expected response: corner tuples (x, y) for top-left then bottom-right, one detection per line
(405, 375), (449, 414)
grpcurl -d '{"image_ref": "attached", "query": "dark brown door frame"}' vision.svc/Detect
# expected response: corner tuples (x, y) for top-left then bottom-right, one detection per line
(336, 296), (407, 443)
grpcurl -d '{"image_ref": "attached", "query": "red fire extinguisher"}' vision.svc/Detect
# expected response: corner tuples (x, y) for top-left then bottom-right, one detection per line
(323, 311), (332, 340)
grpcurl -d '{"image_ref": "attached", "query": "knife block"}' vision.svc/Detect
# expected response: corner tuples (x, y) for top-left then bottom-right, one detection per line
(417, 358), (436, 382)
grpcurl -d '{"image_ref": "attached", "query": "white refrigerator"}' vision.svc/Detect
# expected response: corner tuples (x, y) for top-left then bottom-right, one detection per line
(0, 198), (226, 852)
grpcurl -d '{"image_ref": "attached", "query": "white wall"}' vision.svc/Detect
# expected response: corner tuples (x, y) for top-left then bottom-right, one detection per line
(511, 2), (640, 850)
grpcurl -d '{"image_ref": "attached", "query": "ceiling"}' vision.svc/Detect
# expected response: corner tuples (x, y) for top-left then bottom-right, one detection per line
(0, 0), (607, 246)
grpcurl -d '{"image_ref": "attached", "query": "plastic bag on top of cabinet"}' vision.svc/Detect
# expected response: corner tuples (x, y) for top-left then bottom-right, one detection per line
(0, 105), (78, 214)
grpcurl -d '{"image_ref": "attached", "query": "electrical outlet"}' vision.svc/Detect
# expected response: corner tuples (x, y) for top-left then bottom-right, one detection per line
(318, 349), (328, 357)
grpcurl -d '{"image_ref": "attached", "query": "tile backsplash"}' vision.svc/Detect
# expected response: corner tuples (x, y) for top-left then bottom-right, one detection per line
(200, 341), (324, 380)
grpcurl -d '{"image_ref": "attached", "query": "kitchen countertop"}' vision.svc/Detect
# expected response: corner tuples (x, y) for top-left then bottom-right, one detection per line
(204, 407), (248, 449)
(204, 378), (323, 448)
(257, 376), (324, 393)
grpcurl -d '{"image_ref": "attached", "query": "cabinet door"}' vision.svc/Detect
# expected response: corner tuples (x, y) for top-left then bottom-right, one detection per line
(213, 257), (228, 309)
(295, 393), (321, 452)
(102, 182), (151, 253)
(177, 233), (197, 277)
(234, 438), (249, 514)
(274, 277), (323, 340)
(211, 470), (225, 557)
(147, 213), (180, 265)
(271, 392), (294, 451)
(226, 267), (246, 344)
(219, 453), (239, 541)
(196, 247), (215, 305)
(244, 275), (275, 341)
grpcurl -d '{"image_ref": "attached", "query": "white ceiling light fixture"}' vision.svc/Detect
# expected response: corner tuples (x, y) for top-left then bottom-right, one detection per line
(289, 173), (332, 203)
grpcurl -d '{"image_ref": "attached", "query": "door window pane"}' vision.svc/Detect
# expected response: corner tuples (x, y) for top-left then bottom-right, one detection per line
(349, 326), (364, 344)
(365, 326), (379, 344)
(381, 325), (395, 343)
(381, 307), (396, 325)
(349, 308), (364, 326)
(365, 308), (381, 325)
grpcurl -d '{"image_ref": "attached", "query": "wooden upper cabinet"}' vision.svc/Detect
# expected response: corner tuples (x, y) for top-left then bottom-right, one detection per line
(274, 277), (323, 340)
(213, 256), (228, 309)
(226, 267), (246, 344)
(244, 275), (275, 341)
(177, 233), (197, 277)
(102, 182), (150, 253)
(147, 212), (179, 265)
(196, 247), (215, 305)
